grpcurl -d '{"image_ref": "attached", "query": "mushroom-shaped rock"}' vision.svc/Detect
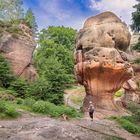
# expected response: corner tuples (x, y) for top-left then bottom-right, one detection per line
(74, 12), (133, 112)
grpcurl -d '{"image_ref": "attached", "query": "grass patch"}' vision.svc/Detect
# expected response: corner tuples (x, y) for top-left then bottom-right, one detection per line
(105, 136), (125, 140)
(70, 92), (85, 106)
(110, 103), (140, 136)
(66, 86), (85, 107)
(117, 118), (140, 135)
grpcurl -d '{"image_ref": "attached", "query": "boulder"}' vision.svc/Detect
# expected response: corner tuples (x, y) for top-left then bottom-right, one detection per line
(0, 23), (37, 81)
(74, 12), (133, 112)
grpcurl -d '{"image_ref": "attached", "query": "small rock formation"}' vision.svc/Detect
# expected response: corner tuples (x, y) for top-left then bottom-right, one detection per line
(123, 78), (139, 103)
(74, 12), (133, 112)
(0, 22), (37, 81)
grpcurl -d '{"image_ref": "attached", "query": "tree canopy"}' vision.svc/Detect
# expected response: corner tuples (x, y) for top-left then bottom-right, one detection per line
(33, 26), (77, 104)
(25, 8), (38, 35)
(0, 0), (24, 21)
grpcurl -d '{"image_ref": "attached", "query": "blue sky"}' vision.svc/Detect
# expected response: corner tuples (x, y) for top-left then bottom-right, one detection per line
(23, 0), (137, 30)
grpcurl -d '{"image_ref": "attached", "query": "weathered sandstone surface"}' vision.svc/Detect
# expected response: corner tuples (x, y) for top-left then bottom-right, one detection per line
(74, 12), (133, 112)
(0, 23), (37, 81)
(123, 78), (139, 103)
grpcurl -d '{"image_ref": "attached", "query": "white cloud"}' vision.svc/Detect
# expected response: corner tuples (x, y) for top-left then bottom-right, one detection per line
(34, 0), (86, 30)
(90, 0), (138, 25)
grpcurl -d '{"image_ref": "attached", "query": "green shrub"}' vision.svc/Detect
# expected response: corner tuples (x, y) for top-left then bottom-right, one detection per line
(117, 118), (140, 136)
(32, 100), (47, 113)
(16, 98), (24, 105)
(31, 100), (82, 118)
(0, 100), (19, 118)
(9, 78), (29, 98)
(115, 89), (124, 98)
(0, 100), (6, 112)
(110, 103), (140, 136)
(0, 54), (15, 88)
(5, 105), (19, 118)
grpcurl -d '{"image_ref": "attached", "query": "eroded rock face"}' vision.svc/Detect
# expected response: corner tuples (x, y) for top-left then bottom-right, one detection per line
(123, 79), (140, 104)
(0, 23), (37, 81)
(74, 12), (133, 111)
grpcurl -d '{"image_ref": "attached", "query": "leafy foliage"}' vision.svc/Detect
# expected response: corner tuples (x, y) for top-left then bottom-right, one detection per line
(110, 103), (140, 136)
(133, 38), (140, 52)
(0, 0), (24, 21)
(34, 26), (76, 104)
(131, 0), (140, 32)
(38, 26), (76, 50)
(0, 55), (14, 88)
(0, 100), (19, 118)
(115, 89), (124, 98)
(117, 118), (140, 136)
(9, 78), (29, 98)
(31, 100), (82, 118)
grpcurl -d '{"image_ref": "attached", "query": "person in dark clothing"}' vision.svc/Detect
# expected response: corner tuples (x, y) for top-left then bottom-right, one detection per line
(88, 101), (95, 121)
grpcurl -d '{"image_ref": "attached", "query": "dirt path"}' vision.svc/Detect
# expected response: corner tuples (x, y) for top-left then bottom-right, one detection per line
(0, 112), (139, 140)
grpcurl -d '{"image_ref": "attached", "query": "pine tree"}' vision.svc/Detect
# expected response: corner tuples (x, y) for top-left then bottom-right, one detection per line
(25, 8), (38, 35)
(0, 0), (24, 21)
(131, 0), (140, 32)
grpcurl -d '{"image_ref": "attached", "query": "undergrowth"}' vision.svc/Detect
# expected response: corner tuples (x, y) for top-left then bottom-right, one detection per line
(109, 103), (140, 136)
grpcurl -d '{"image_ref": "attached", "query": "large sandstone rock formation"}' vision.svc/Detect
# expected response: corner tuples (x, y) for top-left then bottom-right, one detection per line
(74, 12), (133, 112)
(0, 22), (37, 81)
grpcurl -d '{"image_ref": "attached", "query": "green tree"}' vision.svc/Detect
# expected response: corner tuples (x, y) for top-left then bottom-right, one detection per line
(131, 0), (140, 32)
(37, 26), (76, 75)
(25, 8), (38, 35)
(29, 57), (69, 104)
(0, 55), (14, 88)
(0, 0), (24, 21)
(34, 26), (76, 104)
(38, 26), (76, 50)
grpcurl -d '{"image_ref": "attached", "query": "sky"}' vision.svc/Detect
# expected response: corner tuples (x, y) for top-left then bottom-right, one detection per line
(23, 0), (138, 30)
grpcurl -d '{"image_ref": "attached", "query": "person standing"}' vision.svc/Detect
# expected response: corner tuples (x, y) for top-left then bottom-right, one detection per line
(88, 101), (95, 121)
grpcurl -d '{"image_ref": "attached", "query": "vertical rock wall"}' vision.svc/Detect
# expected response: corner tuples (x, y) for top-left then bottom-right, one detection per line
(0, 22), (37, 81)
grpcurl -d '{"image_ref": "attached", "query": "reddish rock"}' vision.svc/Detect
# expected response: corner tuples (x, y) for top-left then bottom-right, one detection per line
(75, 12), (133, 112)
(0, 23), (37, 81)
(123, 78), (139, 103)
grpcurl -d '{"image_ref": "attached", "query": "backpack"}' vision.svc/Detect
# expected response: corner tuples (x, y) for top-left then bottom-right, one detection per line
(89, 105), (94, 113)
